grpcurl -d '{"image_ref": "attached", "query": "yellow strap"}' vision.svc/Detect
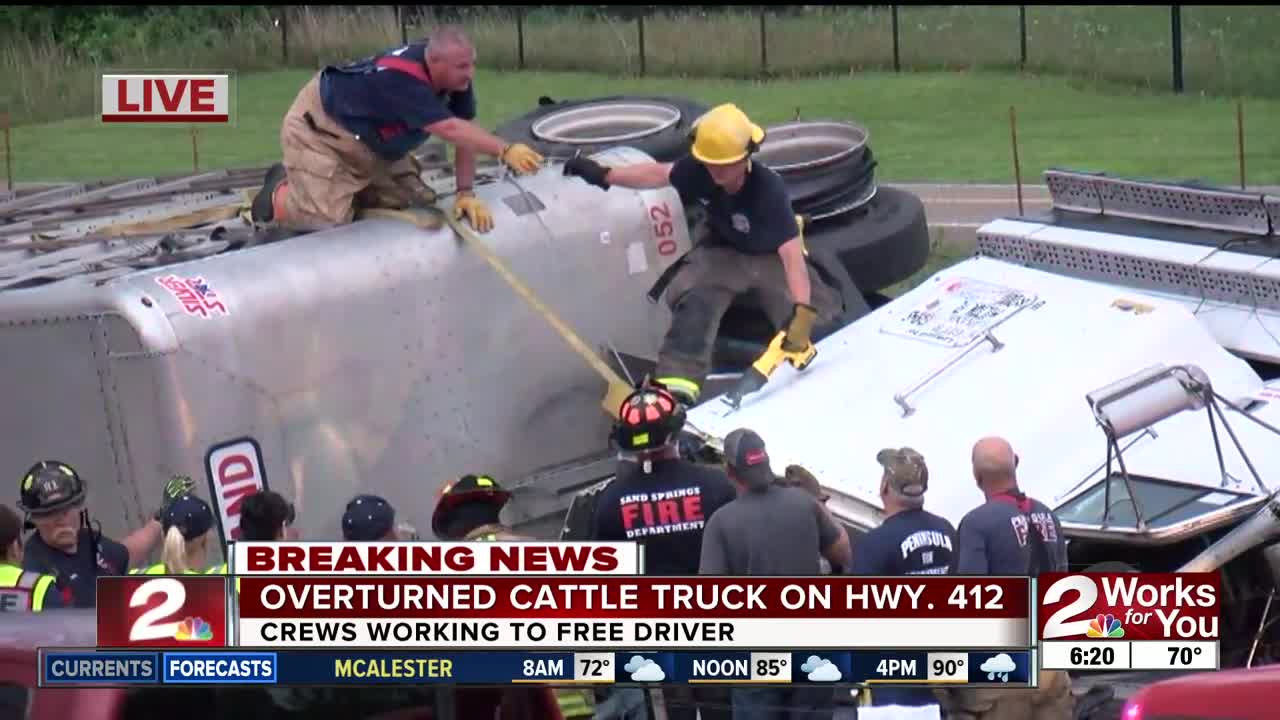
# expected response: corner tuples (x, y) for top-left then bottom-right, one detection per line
(97, 191), (254, 236)
(436, 206), (633, 419)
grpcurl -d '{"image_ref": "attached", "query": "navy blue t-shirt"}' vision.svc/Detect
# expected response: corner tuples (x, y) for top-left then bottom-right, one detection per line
(22, 528), (129, 609)
(851, 508), (956, 576)
(668, 156), (799, 255)
(591, 458), (737, 576)
(955, 493), (1068, 576)
(320, 42), (477, 162)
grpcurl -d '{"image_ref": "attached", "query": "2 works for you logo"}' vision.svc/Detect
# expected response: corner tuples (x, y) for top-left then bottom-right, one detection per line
(100, 73), (232, 123)
(1037, 573), (1220, 642)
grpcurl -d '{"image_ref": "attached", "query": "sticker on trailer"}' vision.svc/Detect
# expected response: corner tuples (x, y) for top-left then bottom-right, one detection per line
(156, 274), (229, 318)
(883, 277), (1038, 348)
(204, 437), (270, 547)
(642, 194), (681, 260)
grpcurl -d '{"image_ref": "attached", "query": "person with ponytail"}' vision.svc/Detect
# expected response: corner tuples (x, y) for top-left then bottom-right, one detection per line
(131, 494), (215, 575)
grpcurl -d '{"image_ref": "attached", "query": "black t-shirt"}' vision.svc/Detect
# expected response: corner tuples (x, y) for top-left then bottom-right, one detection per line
(668, 156), (799, 255)
(320, 41), (478, 162)
(591, 458), (737, 576)
(22, 528), (129, 608)
(955, 493), (1068, 576)
(851, 509), (956, 576)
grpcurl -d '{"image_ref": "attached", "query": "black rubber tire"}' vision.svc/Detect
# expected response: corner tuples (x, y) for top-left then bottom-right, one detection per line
(805, 185), (932, 293)
(779, 146), (874, 211)
(494, 95), (710, 163)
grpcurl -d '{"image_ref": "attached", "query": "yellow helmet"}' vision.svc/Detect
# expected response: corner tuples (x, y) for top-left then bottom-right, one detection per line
(688, 103), (766, 165)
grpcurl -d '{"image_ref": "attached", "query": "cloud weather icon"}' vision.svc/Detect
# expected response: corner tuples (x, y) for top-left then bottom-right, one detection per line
(979, 654), (1017, 682)
(1087, 613), (1125, 638)
(799, 655), (842, 682)
(623, 655), (666, 682)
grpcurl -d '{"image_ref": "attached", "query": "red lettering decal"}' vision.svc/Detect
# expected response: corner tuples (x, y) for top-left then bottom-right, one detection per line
(157, 78), (187, 112)
(246, 546), (273, 571)
(218, 453), (253, 485)
(118, 79), (139, 112)
(657, 499), (680, 524)
(143, 78), (152, 112)
(621, 502), (641, 530)
(683, 494), (704, 522)
(190, 79), (215, 111)
(280, 546), (305, 571)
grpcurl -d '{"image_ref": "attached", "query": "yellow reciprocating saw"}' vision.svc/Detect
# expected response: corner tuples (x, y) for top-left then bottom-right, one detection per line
(721, 330), (817, 411)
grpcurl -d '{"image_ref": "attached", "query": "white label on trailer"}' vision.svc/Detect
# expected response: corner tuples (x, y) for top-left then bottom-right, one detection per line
(205, 437), (269, 545)
(883, 277), (1039, 348)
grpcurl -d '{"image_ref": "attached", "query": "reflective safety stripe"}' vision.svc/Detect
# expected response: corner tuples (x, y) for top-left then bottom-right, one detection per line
(0, 564), (56, 611)
(656, 376), (699, 402)
(554, 688), (594, 717)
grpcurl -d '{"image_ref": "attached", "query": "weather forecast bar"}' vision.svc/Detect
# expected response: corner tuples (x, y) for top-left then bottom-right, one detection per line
(1039, 641), (1132, 671)
(1129, 641), (1219, 671)
(37, 649), (1037, 687)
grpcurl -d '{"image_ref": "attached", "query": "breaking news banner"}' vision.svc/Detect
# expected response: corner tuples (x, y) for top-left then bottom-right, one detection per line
(36, 648), (1035, 688)
(99, 72), (232, 123)
(1037, 572), (1221, 672)
(234, 577), (1029, 650)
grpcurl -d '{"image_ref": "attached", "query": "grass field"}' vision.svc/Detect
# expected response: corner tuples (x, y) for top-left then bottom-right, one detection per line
(7, 67), (1278, 186)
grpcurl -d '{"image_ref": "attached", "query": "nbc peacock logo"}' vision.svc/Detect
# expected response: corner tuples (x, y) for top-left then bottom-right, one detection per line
(1086, 613), (1124, 638)
(174, 616), (214, 642)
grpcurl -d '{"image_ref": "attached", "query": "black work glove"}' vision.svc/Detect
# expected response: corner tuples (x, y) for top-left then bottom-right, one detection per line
(563, 156), (611, 190)
(152, 474), (195, 521)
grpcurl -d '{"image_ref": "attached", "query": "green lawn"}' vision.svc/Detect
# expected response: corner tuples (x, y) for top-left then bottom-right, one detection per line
(8, 68), (1279, 186)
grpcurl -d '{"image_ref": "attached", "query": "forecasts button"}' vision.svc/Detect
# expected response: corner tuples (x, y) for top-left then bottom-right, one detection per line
(163, 652), (278, 684)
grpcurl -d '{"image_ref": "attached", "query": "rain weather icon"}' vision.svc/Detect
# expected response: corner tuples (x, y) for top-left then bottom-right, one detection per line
(174, 617), (213, 642)
(1086, 614), (1125, 638)
(799, 655), (842, 682)
(979, 654), (1017, 682)
(623, 656), (666, 682)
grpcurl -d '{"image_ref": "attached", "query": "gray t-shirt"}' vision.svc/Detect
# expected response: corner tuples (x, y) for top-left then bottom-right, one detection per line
(699, 485), (839, 575)
(954, 494), (1068, 575)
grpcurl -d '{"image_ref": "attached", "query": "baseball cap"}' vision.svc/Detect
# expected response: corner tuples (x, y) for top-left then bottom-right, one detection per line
(342, 494), (396, 541)
(723, 428), (774, 491)
(162, 494), (215, 541)
(876, 447), (929, 500)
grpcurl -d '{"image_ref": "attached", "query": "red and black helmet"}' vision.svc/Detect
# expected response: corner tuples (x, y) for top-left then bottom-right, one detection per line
(611, 381), (686, 452)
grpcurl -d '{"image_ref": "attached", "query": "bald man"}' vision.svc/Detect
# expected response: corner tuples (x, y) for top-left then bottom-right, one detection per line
(935, 436), (1073, 720)
(252, 25), (543, 233)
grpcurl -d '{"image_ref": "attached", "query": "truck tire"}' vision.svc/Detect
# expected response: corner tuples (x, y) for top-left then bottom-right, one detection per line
(805, 185), (931, 293)
(494, 95), (711, 163)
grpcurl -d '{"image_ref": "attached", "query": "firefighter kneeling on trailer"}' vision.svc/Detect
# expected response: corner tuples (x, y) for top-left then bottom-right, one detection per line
(562, 103), (852, 408)
(431, 474), (595, 720)
(0, 504), (63, 612)
(251, 25), (544, 233)
(18, 462), (192, 608)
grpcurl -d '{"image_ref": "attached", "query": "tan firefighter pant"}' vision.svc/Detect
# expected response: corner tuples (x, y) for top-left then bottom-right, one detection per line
(277, 73), (432, 230)
(654, 229), (842, 399)
(934, 670), (1074, 720)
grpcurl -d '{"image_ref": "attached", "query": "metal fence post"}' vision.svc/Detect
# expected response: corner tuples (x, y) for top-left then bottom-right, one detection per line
(2, 112), (12, 192)
(517, 8), (525, 70)
(1171, 5), (1184, 93)
(396, 5), (407, 46)
(1019, 6), (1028, 69)
(280, 7), (289, 64)
(638, 13), (646, 77)
(1237, 100), (1246, 189)
(760, 10), (768, 76)
(891, 5), (901, 72)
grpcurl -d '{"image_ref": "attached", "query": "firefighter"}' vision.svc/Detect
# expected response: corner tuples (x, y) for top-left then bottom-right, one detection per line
(18, 461), (192, 608)
(431, 474), (595, 719)
(0, 504), (62, 612)
(130, 494), (218, 575)
(342, 494), (412, 541)
(251, 25), (544, 233)
(562, 103), (857, 407)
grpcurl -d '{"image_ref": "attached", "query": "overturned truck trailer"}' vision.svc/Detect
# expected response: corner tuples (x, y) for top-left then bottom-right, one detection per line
(0, 97), (928, 553)
(655, 170), (1280, 669)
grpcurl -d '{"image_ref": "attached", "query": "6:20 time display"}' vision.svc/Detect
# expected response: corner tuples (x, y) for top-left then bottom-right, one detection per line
(1070, 646), (1115, 666)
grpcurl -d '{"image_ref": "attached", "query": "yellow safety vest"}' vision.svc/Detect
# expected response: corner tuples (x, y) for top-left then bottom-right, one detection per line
(0, 563), (57, 612)
(130, 563), (207, 575)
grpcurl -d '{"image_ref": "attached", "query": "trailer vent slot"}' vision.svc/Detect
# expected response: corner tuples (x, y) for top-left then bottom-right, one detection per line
(502, 192), (546, 217)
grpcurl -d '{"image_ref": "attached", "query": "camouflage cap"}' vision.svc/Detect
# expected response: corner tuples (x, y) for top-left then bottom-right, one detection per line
(876, 447), (928, 499)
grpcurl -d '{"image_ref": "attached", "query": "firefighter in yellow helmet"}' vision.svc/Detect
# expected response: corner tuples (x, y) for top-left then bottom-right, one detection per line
(431, 475), (594, 718)
(562, 103), (859, 408)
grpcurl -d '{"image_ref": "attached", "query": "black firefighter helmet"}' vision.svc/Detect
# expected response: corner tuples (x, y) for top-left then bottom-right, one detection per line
(431, 474), (512, 539)
(18, 460), (87, 516)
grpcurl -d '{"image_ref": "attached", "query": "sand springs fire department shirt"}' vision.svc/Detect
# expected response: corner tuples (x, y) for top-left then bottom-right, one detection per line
(591, 458), (737, 576)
